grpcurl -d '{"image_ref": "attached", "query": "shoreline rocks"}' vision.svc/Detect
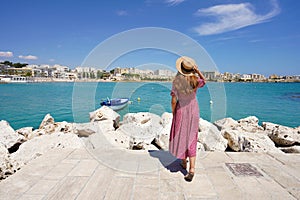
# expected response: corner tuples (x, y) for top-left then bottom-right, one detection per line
(0, 106), (299, 180)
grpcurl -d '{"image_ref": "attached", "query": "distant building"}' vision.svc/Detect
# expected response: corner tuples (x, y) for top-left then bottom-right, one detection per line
(293, 75), (300, 80)
(7, 67), (32, 77)
(269, 74), (279, 79)
(251, 73), (265, 81)
(240, 74), (252, 81)
(154, 69), (176, 77)
(222, 72), (233, 81)
(203, 71), (220, 81)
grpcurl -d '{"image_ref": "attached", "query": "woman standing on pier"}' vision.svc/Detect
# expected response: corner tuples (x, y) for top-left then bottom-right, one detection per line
(169, 56), (206, 182)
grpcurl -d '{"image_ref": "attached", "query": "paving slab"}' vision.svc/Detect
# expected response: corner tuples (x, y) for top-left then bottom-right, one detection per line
(44, 176), (89, 200)
(76, 166), (115, 200)
(0, 148), (299, 200)
(104, 176), (134, 200)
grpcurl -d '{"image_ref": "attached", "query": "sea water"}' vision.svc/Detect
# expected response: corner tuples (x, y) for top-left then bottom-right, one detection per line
(0, 82), (299, 130)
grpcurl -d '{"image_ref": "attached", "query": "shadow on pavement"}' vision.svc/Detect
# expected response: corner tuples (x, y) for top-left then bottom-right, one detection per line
(148, 150), (187, 176)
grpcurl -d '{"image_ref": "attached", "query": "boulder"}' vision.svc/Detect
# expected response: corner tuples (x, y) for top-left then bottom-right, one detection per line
(54, 121), (74, 134)
(39, 114), (56, 134)
(122, 112), (160, 125)
(213, 118), (239, 131)
(153, 133), (169, 151)
(279, 146), (300, 153)
(0, 144), (22, 180)
(197, 142), (205, 152)
(16, 127), (33, 140)
(153, 112), (173, 150)
(214, 116), (264, 133)
(73, 122), (99, 137)
(89, 106), (120, 128)
(11, 132), (84, 164)
(113, 112), (163, 150)
(30, 129), (46, 139)
(160, 112), (173, 128)
(262, 122), (279, 132)
(0, 120), (24, 149)
(223, 129), (281, 153)
(237, 116), (264, 132)
(198, 118), (228, 151)
(238, 116), (259, 125)
(267, 125), (300, 147)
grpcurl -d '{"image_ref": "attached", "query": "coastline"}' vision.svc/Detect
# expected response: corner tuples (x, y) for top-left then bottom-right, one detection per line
(1, 76), (300, 84)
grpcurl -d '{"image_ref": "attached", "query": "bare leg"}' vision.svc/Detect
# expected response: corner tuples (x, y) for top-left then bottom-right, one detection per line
(189, 156), (196, 173)
(181, 159), (187, 169)
(184, 156), (195, 182)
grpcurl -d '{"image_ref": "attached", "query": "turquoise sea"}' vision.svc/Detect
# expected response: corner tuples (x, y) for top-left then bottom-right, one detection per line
(0, 82), (299, 130)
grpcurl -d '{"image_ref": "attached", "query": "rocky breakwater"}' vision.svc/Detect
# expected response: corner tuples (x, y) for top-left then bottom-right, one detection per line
(1, 106), (300, 180)
(88, 107), (300, 154)
(0, 115), (85, 180)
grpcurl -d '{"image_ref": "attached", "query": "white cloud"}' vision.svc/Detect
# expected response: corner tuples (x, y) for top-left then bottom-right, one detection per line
(0, 51), (13, 57)
(49, 58), (55, 62)
(165, 0), (185, 6)
(19, 55), (38, 60)
(116, 10), (128, 16)
(194, 0), (280, 35)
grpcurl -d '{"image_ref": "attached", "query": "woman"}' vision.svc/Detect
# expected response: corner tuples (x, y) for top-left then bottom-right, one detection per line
(169, 56), (206, 182)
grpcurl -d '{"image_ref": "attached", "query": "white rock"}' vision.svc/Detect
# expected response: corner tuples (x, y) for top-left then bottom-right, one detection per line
(154, 133), (169, 151)
(238, 116), (259, 125)
(89, 106), (120, 128)
(11, 132), (84, 164)
(268, 125), (300, 146)
(54, 121), (74, 134)
(160, 112), (173, 128)
(213, 118), (239, 131)
(38, 114), (56, 134)
(279, 146), (300, 153)
(237, 116), (264, 132)
(223, 130), (240, 151)
(16, 127), (33, 140)
(122, 112), (159, 125)
(198, 118), (228, 151)
(0, 120), (23, 149)
(153, 112), (173, 150)
(223, 129), (281, 153)
(197, 142), (205, 152)
(39, 114), (54, 128)
(112, 112), (163, 150)
(30, 129), (46, 139)
(73, 122), (99, 137)
(262, 122), (279, 132)
(214, 116), (264, 133)
(0, 143), (22, 180)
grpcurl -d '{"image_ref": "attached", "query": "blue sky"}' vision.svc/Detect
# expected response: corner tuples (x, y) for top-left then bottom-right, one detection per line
(1, 0), (299, 76)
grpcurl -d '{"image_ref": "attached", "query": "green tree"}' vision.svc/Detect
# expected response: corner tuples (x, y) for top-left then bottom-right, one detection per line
(1, 61), (13, 66)
(25, 71), (32, 77)
(97, 71), (103, 79)
(13, 63), (28, 68)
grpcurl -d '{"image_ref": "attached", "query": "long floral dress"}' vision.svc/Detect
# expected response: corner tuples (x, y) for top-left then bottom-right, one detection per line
(169, 75), (205, 159)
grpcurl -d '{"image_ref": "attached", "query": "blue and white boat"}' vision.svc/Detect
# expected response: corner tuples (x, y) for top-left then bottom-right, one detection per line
(100, 97), (129, 111)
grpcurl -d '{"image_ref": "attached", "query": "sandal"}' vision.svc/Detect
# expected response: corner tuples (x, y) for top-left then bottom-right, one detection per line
(184, 172), (194, 182)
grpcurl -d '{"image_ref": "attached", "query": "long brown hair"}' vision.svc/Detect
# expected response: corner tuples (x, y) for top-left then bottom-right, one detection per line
(173, 73), (199, 95)
(187, 75), (199, 90)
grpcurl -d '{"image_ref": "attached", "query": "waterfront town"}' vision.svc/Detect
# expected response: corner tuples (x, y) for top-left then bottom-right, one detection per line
(0, 61), (299, 83)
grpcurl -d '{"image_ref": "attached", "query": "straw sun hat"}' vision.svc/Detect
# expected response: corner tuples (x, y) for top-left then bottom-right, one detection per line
(176, 56), (197, 76)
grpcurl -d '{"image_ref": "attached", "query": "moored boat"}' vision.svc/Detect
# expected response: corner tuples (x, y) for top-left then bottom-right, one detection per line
(100, 97), (129, 111)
